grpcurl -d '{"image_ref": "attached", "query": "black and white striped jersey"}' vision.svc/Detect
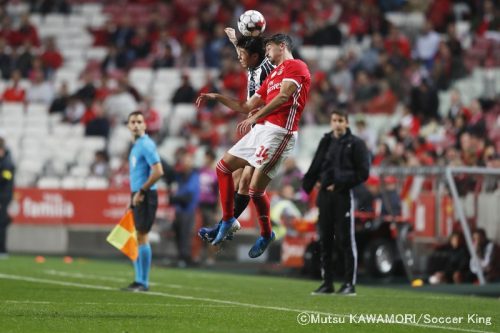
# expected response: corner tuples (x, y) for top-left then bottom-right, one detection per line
(247, 57), (275, 100)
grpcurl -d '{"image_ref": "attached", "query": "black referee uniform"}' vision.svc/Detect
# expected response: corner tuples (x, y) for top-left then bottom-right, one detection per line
(303, 127), (370, 295)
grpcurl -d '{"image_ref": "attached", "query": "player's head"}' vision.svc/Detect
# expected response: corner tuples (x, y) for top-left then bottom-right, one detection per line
(127, 111), (146, 139)
(265, 33), (293, 65)
(330, 109), (349, 138)
(236, 36), (265, 69)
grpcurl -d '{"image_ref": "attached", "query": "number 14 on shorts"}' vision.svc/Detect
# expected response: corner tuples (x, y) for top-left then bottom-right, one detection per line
(255, 145), (269, 164)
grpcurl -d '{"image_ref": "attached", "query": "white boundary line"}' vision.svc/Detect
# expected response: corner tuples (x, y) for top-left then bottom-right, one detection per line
(42, 270), (221, 292)
(0, 273), (495, 333)
(2, 300), (234, 307)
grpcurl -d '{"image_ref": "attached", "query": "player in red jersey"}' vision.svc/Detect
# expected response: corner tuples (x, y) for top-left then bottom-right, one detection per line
(196, 34), (311, 258)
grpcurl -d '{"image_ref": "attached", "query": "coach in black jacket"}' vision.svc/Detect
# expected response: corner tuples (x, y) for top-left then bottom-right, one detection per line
(303, 109), (370, 295)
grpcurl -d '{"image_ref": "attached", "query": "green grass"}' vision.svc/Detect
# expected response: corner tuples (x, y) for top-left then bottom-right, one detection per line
(0, 255), (498, 333)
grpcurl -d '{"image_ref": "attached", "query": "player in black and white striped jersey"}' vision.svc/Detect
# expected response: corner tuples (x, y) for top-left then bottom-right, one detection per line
(198, 28), (275, 243)
(225, 27), (276, 223)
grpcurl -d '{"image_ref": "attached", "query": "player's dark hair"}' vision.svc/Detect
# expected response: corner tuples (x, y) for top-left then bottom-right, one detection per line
(236, 36), (265, 64)
(265, 33), (293, 51)
(330, 109), (348, 121)
(127, 111), (144, 122)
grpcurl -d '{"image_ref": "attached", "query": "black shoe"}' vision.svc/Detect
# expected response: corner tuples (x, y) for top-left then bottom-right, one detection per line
(337, 283), (356, 296)
(311, 282), (334, 295)
(121, 282), (149, 292)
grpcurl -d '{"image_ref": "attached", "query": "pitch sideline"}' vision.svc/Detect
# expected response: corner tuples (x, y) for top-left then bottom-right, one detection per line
(0, 273), (495, 333)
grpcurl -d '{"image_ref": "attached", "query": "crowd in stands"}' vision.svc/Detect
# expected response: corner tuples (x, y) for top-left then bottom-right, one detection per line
(0, 1), (498, 164)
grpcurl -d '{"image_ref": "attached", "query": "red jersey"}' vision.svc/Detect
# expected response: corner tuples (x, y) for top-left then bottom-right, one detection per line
(255, 59), (310, 131)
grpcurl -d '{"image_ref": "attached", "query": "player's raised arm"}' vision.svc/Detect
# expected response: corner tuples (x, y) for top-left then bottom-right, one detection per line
(196, 93), (264, 114)
(225, 27), (238, 47)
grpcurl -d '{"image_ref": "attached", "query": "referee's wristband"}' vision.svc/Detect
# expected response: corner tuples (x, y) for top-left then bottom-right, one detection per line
(139, 188), (147, 195)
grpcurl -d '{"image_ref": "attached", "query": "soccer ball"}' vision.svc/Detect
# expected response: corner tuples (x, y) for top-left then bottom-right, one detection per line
(237, 10), (266, 37)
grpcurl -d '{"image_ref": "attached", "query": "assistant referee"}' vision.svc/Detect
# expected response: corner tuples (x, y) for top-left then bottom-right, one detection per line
(302, 109), (370, 296)
(124, 111), (164, 292)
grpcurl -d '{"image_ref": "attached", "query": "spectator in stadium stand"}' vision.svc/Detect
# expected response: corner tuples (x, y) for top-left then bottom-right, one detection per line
(169, 151), (200, 268)
(379, 176), (402, 217)
(330, 58), (353, 104)
(431, 41), (454, 90)
(2, 70), (25, 102)
(62, 95), (85, 124)
(356, 33), (384, 74)
(353, 116), (377, 153)
(372, 142), (391, 166)
(111, 15), (135, 50)
(465, 99), (486, 138)
(0, 38), (13, 80)
(150, 29), (181, 67)
(428, 231), (471, 284)
(130, 26), (152, 60)
(17, 13), (40, 47)
(384, 25), (411, 60)
(270, 158), (304, 195)
(29, 0), (71, 15)
(0, 136), (14, 259)
(103, 81), (138, 124)
(469, 228), (500, 282)
(152, 44), (175, 69)
(74, 72), (96, 106)
(84, 102), (110, 139)
(472, 0), (500, 35)
(101, 44), (130, 73)
(40, 37), (63, 75)
(353, 175), (379, 214)
(447, 89), (468, 121)
(140, 97), (161, 140)
(302, 109), (370, 296)
(367, 80), (397, 114)
(171, 73), (196, 105)
(49, 81), (70, 114)
(197, 149), (219, 266)
(122, 111), (164, 292)
(94, 74), (112, 101)
(15, 41), (34, 78)
(26, 69), (54, 105)
(410, 78), (440, 124)
(120, 76), (142, 103)
(353, 70), (377, 103)
(90, 150), (111, 178)
(414, 20), (441, 70)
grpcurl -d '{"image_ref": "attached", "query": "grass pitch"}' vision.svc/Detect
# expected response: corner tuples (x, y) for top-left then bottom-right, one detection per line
(0, 256), (498, 333)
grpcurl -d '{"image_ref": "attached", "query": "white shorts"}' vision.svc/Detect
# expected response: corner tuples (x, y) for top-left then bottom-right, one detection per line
(228, 122), (298, 179)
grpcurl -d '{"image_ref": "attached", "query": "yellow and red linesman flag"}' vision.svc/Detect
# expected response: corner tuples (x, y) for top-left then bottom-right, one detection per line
(106, 210), (138, 261)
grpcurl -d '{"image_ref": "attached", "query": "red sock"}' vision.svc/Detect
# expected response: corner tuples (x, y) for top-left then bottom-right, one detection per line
(249, 188), (272, 237)
(216, 160), (234, 221)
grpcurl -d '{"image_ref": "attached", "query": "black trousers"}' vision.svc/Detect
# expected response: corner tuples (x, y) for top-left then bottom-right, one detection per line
(173, 210), (196, 262)
(317, 189), (358, 286)
(0, 200), (11, 253)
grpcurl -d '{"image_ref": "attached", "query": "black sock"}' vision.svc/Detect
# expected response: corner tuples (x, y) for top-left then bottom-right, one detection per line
(233, 193), (250, 218)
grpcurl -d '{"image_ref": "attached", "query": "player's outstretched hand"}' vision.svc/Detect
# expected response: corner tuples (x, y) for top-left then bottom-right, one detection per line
(224, 27), (237, 44)
(196, 93), (218, 107)
(237, 117), (256, 135)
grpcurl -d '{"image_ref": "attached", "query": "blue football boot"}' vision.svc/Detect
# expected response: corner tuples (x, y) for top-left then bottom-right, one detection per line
(211, 218), (240, 245)
(248, 231), (275, 258)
